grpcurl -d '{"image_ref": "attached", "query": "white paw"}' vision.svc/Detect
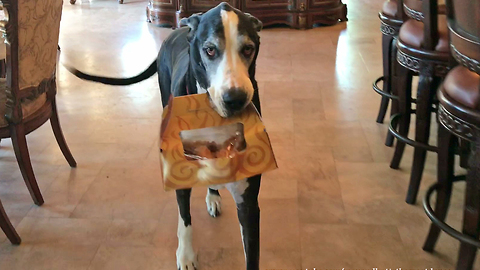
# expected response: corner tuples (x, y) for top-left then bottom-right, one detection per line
(176, 245), (197, 270)
(206, 192), (222, 218)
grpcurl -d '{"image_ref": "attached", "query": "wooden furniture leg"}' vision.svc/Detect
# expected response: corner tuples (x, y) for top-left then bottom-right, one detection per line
(390, 63), (413, 169)
(456, 140), (480, 270)
(50, 98), (77, 168)
(0, 200), (21, 245)
(423, 124), (455, 251)
(10, 124), (44, 206)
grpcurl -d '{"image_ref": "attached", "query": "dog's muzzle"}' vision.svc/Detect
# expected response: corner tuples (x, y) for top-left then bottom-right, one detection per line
(222, 88), (248, 115)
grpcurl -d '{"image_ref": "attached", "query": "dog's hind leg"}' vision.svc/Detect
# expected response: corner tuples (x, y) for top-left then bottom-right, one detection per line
(206, 188), (222, 218)
(227, 176), (261, 270)
(176, 188), (197, 270)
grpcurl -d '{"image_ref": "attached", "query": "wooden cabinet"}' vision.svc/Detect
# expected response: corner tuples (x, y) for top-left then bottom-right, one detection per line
(146, 0), (347, 29)
(242, 0), (291, 11)
(186, 0), (238, 12)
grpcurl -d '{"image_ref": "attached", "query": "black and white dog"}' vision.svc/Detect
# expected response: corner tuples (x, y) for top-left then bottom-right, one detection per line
(68, 3), (263, 270)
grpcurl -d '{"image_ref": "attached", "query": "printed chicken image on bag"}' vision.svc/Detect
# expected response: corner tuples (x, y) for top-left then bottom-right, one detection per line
(159, 94), (277, 191)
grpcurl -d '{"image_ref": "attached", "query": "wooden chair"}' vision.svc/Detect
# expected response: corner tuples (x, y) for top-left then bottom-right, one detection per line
(422, 1), (480, 269)
(0, 0), (76, 206)
(0, 29), (19, 245)
(387, 0), (450, 204)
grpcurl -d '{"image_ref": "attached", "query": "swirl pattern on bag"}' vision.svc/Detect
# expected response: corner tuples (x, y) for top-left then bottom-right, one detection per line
(160, 94), (277, 190)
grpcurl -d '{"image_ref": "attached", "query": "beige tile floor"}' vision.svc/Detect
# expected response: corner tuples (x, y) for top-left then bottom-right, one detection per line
(0, 0), (475, 269)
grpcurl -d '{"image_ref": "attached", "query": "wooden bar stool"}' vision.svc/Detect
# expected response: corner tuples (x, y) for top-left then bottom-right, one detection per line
(373, 0), (403, 129)
(423, 1), (480, 269)
(388, 0), (450, 204)
(374, 0), (446, 147)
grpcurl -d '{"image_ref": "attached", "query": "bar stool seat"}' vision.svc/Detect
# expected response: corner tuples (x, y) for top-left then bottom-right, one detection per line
(443, 66), (480, 109)
(399, 15), (449, 52)
(382, 0), (398, 18)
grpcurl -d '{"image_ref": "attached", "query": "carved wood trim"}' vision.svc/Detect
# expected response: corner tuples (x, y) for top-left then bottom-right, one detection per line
(397, 49), (421, 71)
(451, 44), (480, 74)
(147, 0), (347, 29)
(397, 48), (449, 76)
(403, 3), (423, 21)
(380, 20), (398, 36)
(438, 104), (480, 142)
(1, 0), (21, 124)
(21, 77), (56, 100)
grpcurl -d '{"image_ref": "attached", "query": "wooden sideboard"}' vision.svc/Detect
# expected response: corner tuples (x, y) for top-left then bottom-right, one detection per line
(146, 0), (347, 29)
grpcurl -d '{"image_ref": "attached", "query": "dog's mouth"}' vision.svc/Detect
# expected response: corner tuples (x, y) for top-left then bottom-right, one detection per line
(207, 96), (230, 118)
(207, 94), (249, 118)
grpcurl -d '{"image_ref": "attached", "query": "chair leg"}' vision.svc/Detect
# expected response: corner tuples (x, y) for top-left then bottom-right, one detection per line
(0, 59), (6, 78)
(0, 199), (21, 245)
(390, 63), (413, 169)
(376, 34), (395, 124)
(10, 124), (44, 206)
(456, 140), (480, 270)
(460, 139), (471, 169)
(385, 38), (399, 147)
(385, 97), (398, 147)
(50, 98), (76, 168)
(405, 75), (439, 205)
(423, 124), (455, 252)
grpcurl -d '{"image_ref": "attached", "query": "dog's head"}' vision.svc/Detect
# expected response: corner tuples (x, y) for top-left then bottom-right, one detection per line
(180, 2), (262, 117)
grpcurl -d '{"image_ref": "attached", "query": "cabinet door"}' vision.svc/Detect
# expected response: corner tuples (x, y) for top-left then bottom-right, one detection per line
(242, 0), (291, 12)
(307, 0), (340, 9)
(150, 0), (177, 10)
(187, 0), (239, 12)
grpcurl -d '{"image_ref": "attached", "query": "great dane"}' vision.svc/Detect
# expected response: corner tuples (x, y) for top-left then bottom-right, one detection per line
(67, 3), (263, 269)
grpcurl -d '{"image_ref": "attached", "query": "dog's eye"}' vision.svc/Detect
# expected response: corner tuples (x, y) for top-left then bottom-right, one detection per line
(242, 46), (254, 57)
(205, 47), (216, 58)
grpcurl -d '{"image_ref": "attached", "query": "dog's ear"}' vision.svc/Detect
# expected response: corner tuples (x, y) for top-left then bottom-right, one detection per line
(244, 13), (262, 32)
(180, 13), (202, 31)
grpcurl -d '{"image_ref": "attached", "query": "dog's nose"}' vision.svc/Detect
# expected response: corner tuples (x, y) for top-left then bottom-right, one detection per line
(222, 89), (248, 112)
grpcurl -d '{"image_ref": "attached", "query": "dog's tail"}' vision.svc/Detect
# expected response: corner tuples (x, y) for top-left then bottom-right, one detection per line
(65, 60), (157, 86)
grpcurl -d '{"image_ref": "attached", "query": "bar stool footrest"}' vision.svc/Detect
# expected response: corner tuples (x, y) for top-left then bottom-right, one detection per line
(423, 180), (480, 249)
(373, 76), (419, 103)
(389, 113), (438, 152)
(373, 76), (399, 100)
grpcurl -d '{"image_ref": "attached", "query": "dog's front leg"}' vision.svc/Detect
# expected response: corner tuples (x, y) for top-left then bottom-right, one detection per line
(227, 175), (261, 270)
(176, 188), (197, 270)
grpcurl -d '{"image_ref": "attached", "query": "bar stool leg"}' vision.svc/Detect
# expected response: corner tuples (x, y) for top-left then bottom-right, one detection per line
(459, 139), (471, 169)
(423, 124), (455, 252)
(386, 39), (399, 147)
(456, 140), (480, 270)
(376, 34), (395, 124)
(406, 74), (440, 205)
(390, 63), (413, 169)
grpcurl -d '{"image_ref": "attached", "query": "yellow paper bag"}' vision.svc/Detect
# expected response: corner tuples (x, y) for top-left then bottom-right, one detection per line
(159, 94), (277, 191)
